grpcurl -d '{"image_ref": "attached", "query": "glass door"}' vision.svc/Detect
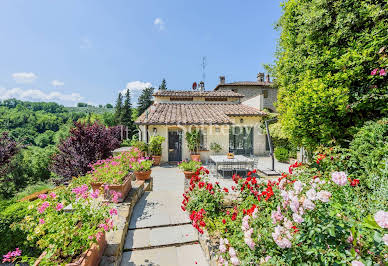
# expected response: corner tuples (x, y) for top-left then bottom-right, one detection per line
(168, 129), (182, 162)
(229, 126), (253, 155)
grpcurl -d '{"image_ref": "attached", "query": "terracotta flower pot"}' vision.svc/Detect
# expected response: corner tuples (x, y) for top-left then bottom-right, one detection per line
(190, 154), (201, 162)
(134, 170), (152, 181)
(152, 155), (161, 166)
(184, 171), (195, 179)
(90, 173), (133, 203)
(34, 233), (106, 266)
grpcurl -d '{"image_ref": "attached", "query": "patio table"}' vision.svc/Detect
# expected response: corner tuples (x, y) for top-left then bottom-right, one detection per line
(209, 155), (254, 178)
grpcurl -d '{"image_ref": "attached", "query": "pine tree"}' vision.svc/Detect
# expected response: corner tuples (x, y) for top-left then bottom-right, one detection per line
(114, 92), (123, 125)
(159, 79), (167, 90)
(137, 87), (154, 116)
(121, 89), (134, 138)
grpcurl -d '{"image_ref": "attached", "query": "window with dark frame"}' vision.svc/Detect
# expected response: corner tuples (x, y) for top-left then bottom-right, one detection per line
(199, 129), (207, 150)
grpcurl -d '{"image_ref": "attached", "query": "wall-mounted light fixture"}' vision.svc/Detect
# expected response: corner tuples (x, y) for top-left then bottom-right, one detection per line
(153, 127), (157, 134)
(240, 118), (244, 123)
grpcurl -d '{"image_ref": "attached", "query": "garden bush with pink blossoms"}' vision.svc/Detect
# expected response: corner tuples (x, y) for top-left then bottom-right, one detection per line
(182, 149), (388, 265)
(5, 185), (118, 264)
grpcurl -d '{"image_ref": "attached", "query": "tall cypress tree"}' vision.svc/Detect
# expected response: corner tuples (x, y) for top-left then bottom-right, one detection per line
(121, 89), (134, 138)
(137, 87), (154, 116)
(159, 79), (167, 90)
(114, 92), (123, 125)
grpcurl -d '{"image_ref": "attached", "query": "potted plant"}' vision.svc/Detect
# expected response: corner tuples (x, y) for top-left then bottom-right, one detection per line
(88, 153), (136, 202)
(210, 142), (222, 155)
(149, 136), (166, 166)
(178, 160), (202, 179)
(186, 129), (201, 161)
(131, 140), (148, 157)
(131, 157), (153, 180)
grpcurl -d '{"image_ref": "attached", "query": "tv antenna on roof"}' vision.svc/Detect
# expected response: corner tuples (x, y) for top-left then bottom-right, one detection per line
(201, 56), (207, 84)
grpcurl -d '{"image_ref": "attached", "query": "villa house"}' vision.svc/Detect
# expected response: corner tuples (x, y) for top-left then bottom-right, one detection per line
(135, 89), (269, 163)
(215, 72), (277, 112)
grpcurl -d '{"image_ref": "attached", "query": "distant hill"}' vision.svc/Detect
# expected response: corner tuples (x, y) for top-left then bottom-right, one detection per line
(65, 106), (114, 114)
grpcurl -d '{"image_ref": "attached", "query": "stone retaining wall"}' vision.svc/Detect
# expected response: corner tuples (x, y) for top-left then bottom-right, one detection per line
(100, 178), (153, 266)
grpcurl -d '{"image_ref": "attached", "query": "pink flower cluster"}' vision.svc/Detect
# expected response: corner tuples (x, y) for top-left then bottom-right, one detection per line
(374, 210), (388, 229)
(72, 184), (89, 199)
(331, 171), (348, 186)
(218, 239), (240, 266)
(105, 188), (122, 203)
(371, 68), (386, 76)
(38, 201), (50, 214)
(272, 225), (292, 249)
(241, 215), (255, 250)
(2, 248), (21, 263)
(38, 193), (47, 200)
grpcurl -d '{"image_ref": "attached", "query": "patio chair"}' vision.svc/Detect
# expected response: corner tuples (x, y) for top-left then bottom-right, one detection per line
(219, 161), (234, 178)
(206, 160), (217, 178)
(235, 162), (249, 177)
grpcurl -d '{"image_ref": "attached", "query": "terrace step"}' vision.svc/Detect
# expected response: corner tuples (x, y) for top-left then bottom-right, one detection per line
(120, 244), (208, 266)
(128, 191), (190, 229)
(124, 224), (197, 251)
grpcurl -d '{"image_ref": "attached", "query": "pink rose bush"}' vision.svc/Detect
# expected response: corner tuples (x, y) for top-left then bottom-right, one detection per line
(181, 150), (388, 265)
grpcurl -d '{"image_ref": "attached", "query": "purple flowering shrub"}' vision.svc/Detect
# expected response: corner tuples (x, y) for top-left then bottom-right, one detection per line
(0, 132), (21, 177)
(50, 122), (121, 182)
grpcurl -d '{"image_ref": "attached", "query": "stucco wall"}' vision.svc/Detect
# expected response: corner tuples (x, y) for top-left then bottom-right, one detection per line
(217, 86), (278, 112)
(137, 115), (266, 163)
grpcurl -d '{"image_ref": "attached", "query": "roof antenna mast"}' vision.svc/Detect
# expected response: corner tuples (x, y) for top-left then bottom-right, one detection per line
(200, 56), (207, 91)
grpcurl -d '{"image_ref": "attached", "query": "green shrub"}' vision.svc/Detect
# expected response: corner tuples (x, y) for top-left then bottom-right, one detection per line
(149, 136), (165, 156)
(349, 118), (388, 184)
(0, 200), (40, 256)
(274, 147), (289, 163)
(178, 160), (202, 172)
(13, 182), (55, 201)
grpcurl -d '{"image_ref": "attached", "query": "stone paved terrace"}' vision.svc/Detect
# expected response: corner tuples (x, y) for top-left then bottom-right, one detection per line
(120, 165), (208, 266)
(119, 156), (290, 266)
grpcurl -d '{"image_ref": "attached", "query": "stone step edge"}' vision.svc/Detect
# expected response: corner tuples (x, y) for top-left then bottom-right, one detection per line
(123, 240), (199, 252)
(128, 221), (191, 230)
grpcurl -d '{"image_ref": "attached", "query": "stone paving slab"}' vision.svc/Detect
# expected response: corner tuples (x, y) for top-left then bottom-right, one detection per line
(124, 224), (197, 250)
(120, 244), (207, 266)
(121, 246), (178, 266)
(129, 191), (190, 229)
(149, 224), (197, 247)
(177, 244), (209, 266)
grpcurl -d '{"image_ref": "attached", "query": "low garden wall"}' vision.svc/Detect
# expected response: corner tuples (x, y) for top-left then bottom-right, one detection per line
(101, 178), (153, 266)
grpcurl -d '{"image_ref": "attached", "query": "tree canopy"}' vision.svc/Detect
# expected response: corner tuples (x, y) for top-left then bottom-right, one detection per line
(273, 0), (388, 150)
(159, 79), (167, 90)
(137, 87), (154, 116)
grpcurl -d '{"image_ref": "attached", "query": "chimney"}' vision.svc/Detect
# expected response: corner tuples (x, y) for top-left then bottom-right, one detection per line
(266, 73), (270, 83)
(257, 72), (264, 82)
(199, 81), (205, 91)
(219, 76), (225, 85)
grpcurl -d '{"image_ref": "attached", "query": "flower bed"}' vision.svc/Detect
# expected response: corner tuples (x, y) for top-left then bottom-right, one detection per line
(5, 186), (118, 265)
(181, 151), (388, 265)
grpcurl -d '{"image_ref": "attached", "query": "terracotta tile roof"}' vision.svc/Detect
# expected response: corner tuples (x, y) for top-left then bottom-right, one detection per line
(135, 103), (266, 125)
(214, 81), (275, 90)
(153, 90), (243, 98)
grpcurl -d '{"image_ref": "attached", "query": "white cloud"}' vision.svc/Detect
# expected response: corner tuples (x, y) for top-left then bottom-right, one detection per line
(51, 80), (64, 87)
(121, 81), (153, 95)
(12, 72), (37, 83)
(0, 87), (83, 104)
(120, 81), (153, 104)
(154, 17), (165, 31)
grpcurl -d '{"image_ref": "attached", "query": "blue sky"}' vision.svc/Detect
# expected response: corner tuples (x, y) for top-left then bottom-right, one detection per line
(0, 0), (282, 106)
